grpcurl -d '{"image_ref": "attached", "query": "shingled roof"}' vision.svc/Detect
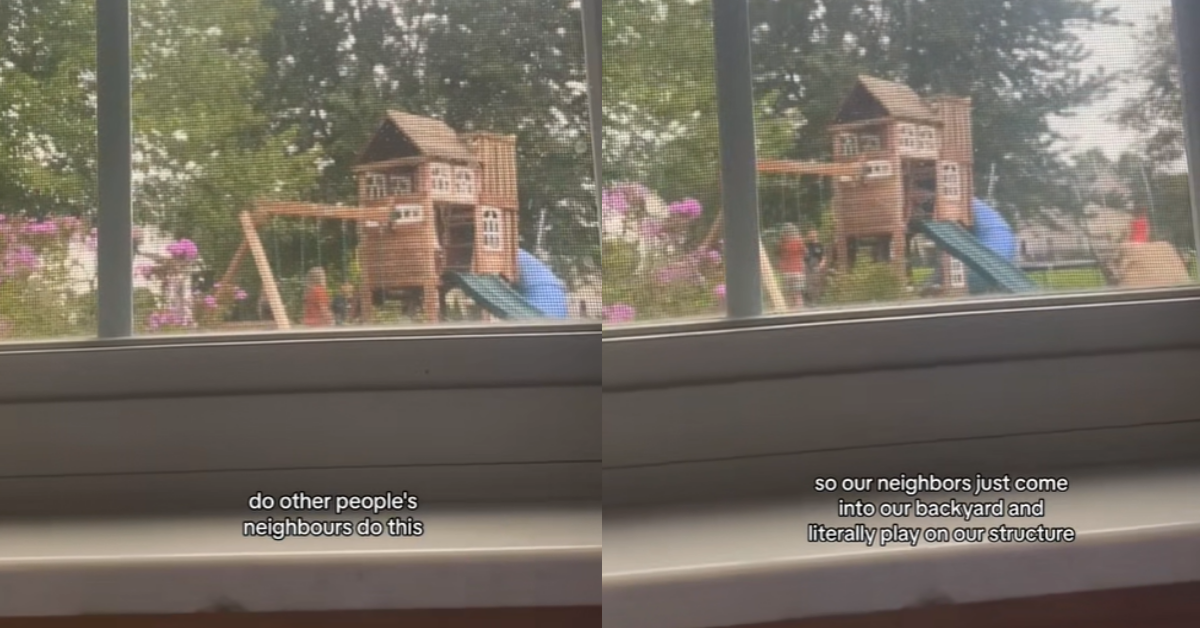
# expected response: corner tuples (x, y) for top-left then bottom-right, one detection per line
(836, 75), (940, 124)
(384, 110), (475, 162)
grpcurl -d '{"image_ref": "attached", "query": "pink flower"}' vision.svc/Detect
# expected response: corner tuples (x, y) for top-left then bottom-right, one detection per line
(639, 218), (665, 241)
(136, 263), (155, 280)
(234, 288), (248, 301)
(603, 304), (636, 324)
(166, 238), (198, 261)
(204, 295), (218, 309)
(613, 183), (651, 205)
(668, 198), (703, 220)
(4, 245), (40, 277)
(714, 284), (726, 299)
(602, 189), (630, 214)
(24, 220), (57, 236)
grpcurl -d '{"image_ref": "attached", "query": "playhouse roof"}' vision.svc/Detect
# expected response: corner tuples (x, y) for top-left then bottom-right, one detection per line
(383, 110), (475, 162)
(836, 75), (940, 124)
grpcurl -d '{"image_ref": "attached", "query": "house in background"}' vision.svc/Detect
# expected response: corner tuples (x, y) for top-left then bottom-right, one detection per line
(1013, 170), (1134, 263)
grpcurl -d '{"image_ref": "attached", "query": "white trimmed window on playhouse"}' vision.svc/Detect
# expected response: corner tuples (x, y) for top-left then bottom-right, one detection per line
(482, 207), (503, 250)
(949, 258), (967, 288)
(898, 123), (918, 151)
(389, 174), (412, 196)
(365, 173), (388, 200)
(454, 167), (477, 196)
(430, 163), (453, 194)
(391, 204), (423, 225)
(917, 126), (938, 152)
(863, 160), (893, 180)
(860, 133), (882, 152)
(837, 133), (859, 157)
(940, 162), (962, 199)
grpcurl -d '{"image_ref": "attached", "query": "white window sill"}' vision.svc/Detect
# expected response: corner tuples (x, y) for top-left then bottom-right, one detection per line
(0, 502), (600, 617)
(601, 462), (1200, 628)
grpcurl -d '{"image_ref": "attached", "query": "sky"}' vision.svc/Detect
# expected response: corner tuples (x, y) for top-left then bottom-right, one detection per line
(1048, 0), (1174, 160)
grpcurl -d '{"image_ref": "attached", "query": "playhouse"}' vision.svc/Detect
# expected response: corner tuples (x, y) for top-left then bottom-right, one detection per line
(759, 75), (1038, 297)
(218, 110), (546, 329)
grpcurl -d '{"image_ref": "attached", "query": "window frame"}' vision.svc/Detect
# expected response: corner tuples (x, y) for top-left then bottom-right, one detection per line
(603, 0), (1200, 506)
(481, 207), (504, 250)
(0, 0), (603, 498)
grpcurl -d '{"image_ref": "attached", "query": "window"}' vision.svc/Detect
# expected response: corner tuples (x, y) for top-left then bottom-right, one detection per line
(0, 0), (601, 554)
(5, 0), (605, 339)
(604, 0), (1197, 327)
(940, 162), (962, 199)
(391, 204), (423, 224)
(0, 4), (97, 343)
(366, 173), (389, 199)
(390, 174), (413, 196)
(604, 4), (1200, 618)
(916, 126), (938, 152)
(860, 133), (882, 152)
(864, 160), (894, 180)
(898, 123), (919, 151)
(948, 258), (967, 287)
(431, 163), (454, 195)
(838, 133), (860, 157)
(482, 208), (503, 250)
(454, 167), (477, 197)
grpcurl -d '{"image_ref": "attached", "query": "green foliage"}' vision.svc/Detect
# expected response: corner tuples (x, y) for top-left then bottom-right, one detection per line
(260, 0), (597, 286)
(602, 239), (722, 322)
(822, 262), (906, 306)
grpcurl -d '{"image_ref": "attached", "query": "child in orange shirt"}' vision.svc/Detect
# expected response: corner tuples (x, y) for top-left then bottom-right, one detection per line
(302, 267), (334, 327)
(778, 223), (806, 308)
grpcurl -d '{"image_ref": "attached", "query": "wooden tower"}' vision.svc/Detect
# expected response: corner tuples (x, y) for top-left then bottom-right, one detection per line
(352, 111), (520, 321)
(827, 76), (974, 296)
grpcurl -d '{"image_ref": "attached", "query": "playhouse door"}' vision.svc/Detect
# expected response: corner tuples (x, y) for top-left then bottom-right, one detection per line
(436, 205), (475, 273)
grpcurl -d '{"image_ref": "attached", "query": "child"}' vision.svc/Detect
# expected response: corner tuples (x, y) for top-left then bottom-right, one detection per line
(331, 283), (357, 326)
(302, 267), (334, 327)
(778, 223), (806, 308)
(803, 229), (827, 304)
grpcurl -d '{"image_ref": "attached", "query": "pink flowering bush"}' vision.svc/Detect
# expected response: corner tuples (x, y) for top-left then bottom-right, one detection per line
(0, 214), (95, 338)
(0, 213), (252, 338)
(601, 184), (725, 324)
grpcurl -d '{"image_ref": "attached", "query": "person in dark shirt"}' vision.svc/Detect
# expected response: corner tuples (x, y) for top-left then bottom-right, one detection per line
(803, 229), (826, 304)
(331, 283), (357, 326)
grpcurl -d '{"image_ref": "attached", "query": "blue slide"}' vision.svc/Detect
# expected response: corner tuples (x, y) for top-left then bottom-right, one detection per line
(516, 249), (568, 318)
(967, 198), (1020, 294)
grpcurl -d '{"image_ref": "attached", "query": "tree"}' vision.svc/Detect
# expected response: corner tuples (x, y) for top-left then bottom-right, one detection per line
(0, 0), (98, 218)
(1114, 7), (1185, 165)
(752, 0), (1117, 226)
(260, 0), (598, 285)
(132, 0), (320, 274)
(0, 0), (319, 277)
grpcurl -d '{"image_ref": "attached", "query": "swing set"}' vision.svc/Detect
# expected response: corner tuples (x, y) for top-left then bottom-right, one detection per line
(214, 203), (384, 330)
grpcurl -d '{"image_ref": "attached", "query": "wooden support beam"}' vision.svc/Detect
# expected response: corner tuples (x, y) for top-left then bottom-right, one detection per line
(758, 159), (863, 178)
(254, 201), (389, 223)
(760, 238), (787, 312)
(240, 211), (291, 331)
(214, 241), (248, 304)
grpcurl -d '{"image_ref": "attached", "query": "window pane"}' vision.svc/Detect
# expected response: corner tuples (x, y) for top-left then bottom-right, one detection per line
(753, 0), (1194, 312)
(0, 1), (98, 342)
(132, 0), (597, 334)
(602, 0), (727, 325)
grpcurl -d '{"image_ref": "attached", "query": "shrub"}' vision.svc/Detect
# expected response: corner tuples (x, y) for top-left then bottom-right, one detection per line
(822, 262), (906, 305)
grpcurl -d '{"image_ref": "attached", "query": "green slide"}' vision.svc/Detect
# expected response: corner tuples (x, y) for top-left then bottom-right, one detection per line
(912, 220), (1040, 293)
(443, 271), (544, 320)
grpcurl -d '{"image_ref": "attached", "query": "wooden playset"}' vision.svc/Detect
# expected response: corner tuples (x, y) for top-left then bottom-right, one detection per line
(217, 111), (536, 329)
(758, 74), (989, 297)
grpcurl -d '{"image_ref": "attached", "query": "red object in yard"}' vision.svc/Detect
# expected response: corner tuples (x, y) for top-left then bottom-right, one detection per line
(1130, 214), (1150, 244)
(779, 234), (806, 274)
